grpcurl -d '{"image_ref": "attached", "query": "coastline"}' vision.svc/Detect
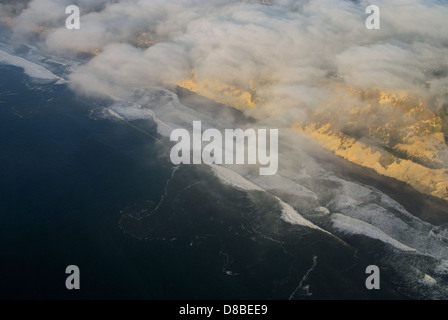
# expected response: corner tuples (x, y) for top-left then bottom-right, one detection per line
(177, 86), (448, 226)
(302, 139), (448, 226)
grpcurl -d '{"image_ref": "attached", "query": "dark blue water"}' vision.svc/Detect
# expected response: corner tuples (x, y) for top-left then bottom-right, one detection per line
(0, 66), (172, 299)
(0, 66), (404, 299)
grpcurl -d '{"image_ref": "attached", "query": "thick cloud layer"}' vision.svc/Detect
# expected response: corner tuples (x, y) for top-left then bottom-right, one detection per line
(3, 0), (448, 122)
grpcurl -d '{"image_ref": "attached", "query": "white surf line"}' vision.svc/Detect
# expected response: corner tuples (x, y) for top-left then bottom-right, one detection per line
(149, 165), (180, 215)
(0, 49), (66, 83)
(120, 165), (180, 225)
(277, 198), (332, 236)
(0, 48), (328, 236)
(289, 255), (318, 300)
(221, 251), (239, 276)
(208, 164), (333, 235)
(105, 108), (165, 144)
(331, 213), (417, 253)
(208, 164), (263, 192)
(0, 50), (165, 143)
(1, 49), (167, 144)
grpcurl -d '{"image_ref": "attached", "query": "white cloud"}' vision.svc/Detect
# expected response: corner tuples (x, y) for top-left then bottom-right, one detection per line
(5, 0), (448, 118)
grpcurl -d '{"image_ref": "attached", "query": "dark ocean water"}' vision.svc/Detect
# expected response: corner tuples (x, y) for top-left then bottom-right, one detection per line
(0, 66), (405, 299)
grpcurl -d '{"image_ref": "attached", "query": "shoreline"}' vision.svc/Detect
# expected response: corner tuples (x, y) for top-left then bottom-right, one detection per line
(303, 140), (448, 226)
(176, 86), (448, 226)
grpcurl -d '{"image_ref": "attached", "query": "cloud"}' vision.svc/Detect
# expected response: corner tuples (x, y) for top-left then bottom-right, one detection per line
(4, 0), (448, 119)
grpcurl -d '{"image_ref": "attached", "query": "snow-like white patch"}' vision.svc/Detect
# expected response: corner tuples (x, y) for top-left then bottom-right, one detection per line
(209, 164), (330, 233)
(279, 198), (329, 233)
(435, 260), (448, 275)
(315, 206), (330, 215)
(419, 273), (437, 286)
(251, 174), (317, 200)
(0, 50), (65, 83)
(331, 213), (416, 252)
(209, 164), (263, 191)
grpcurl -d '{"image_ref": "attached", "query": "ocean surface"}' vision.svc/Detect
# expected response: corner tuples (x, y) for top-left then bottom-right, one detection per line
(1, 46), (448, 299)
